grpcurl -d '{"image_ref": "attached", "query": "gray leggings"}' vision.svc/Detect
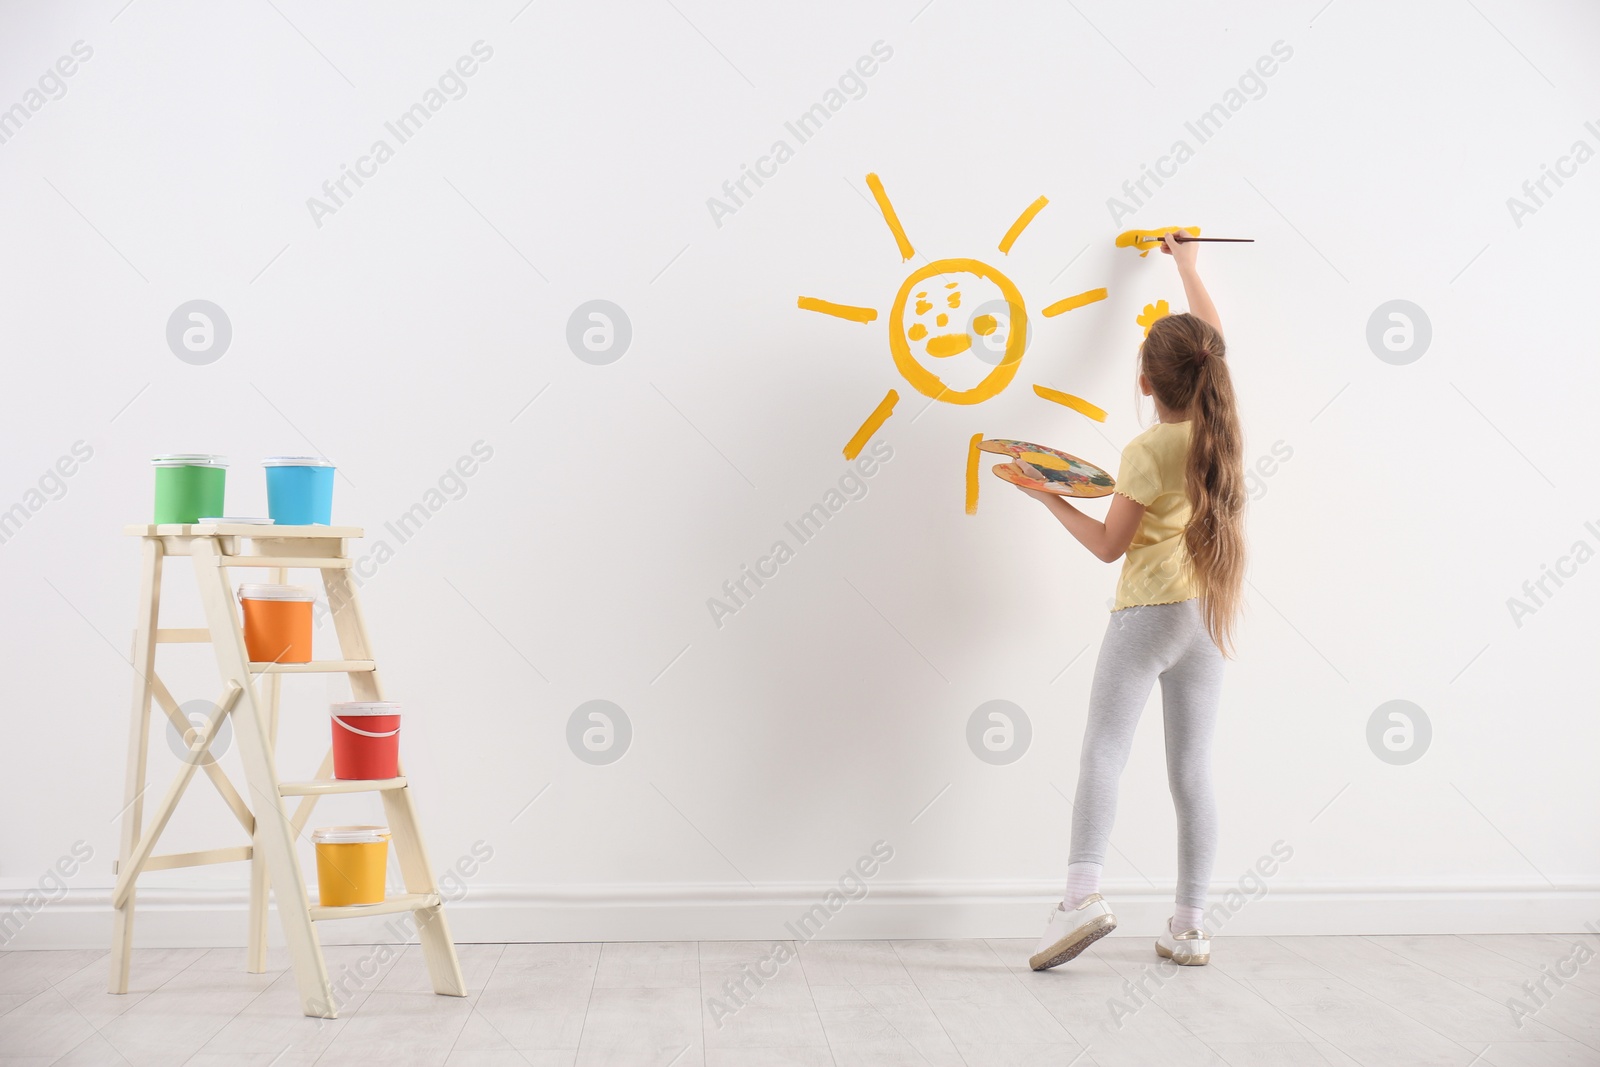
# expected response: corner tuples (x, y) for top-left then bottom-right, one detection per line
(1068, 598), (1223, 908)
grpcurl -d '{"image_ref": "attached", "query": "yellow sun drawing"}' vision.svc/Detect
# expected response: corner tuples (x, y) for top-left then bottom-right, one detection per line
(798, 173), (1111, 514)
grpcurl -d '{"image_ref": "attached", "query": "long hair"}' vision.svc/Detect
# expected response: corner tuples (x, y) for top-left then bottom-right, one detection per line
(1139, 312), (1246, 654)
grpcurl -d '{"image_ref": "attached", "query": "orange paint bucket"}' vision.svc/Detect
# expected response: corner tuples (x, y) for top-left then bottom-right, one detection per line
(312, 825), (390, 907)
(238, 584), (314, 664)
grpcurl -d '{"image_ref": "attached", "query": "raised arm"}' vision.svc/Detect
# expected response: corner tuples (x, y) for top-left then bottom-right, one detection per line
(1161, 233), (1222, 338)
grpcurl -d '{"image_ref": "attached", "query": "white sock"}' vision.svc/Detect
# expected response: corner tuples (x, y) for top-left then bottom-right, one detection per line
(1063, 862), (1102, 908)
(1173, 904), (1204, 932)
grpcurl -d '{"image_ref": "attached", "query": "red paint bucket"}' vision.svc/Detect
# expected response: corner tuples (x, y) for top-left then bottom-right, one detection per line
(330, 702), (401, 780)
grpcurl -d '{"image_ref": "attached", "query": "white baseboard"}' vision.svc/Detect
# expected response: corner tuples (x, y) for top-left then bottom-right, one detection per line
(4, 880), (1598, 951)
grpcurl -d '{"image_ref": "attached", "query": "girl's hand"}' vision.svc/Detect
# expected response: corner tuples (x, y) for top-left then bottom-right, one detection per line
(1013, 481), (1057, 504)
(1161, 231), (1200, 271)
(1008, 462), (1058, 504)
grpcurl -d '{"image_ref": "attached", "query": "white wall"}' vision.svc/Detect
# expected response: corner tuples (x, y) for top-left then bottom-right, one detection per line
(3, 0), (1599, 949)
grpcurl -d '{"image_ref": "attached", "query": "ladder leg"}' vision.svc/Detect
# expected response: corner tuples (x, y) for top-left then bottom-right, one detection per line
(110, 539), (162, 994)
(245, 677), (279, 972)
(193, 542), (337, 1018)
(382, 785), (467, 997)
(323, 566), (466, 997)
(247, 566), (287, 974)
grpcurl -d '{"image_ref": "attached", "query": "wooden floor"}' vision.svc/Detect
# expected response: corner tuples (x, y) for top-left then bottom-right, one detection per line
(1, 934), (1596, 1065)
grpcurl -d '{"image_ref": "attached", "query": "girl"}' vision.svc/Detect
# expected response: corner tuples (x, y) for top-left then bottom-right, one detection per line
(1018, 233), (1245, 970)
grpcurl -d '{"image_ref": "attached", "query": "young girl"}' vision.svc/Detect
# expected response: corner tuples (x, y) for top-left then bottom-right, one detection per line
(1018, 233), (1245, 970)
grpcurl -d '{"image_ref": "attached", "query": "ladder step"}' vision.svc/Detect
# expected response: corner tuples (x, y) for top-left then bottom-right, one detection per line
(220, 556), (352, 569)
(155, 628), (211, 644)
(309, 892), (441, 921)
(278, 777), (407, 796)
(249, 660), (376, 674)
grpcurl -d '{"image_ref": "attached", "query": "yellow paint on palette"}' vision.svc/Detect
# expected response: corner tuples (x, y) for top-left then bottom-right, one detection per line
(965, 433), (983, 515)
(1032, 384), (1107, 422)
(997, 196), (1049, 255)
(845, 388), (899, 460)
(1042, 287), (1108, 318)
(798, 296), (878, 323)
(866, 173), (916, 261)
(1019, 450), (1069, 470)
(1115, 226), (1201, 257)
(1136, 300), (1170, 337)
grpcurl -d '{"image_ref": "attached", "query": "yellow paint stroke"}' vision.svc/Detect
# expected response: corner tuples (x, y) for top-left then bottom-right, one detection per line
(1033, 384), (1108, 422)
(889, 258), (1027, 405)
(845, 388), (899, 460)
(1114, 226), (1201, 258)
(972, 314), (998, 336)
(1137, 299), (1170, 337)
(997, 196), (1049, 255)
(925, 333), (971, 358)
(965, 433), (983, 515)
(865, 173), (915, 261)
(1042, 287), (1109, 318)
(797, 296), (878, 323)
(1020, 450), (1069, 470)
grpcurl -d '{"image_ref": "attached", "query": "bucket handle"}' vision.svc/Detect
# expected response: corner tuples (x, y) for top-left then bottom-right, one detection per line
(333, 716), (399, 739)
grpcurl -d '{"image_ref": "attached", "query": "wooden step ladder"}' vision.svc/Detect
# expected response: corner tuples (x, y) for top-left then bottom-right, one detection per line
(108, 521), (466, 1018)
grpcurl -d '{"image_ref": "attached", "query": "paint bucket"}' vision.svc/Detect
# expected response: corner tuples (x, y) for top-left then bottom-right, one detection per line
(311, 825), (390, 907)
(263, 457), (335, 525)
(238, 584), (314, 663)
(151, 455), (226, 524)
(330, 702), (401, 780)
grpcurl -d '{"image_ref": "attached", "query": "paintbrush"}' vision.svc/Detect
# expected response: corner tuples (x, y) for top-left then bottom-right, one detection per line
(1158, 235), (1254, 243)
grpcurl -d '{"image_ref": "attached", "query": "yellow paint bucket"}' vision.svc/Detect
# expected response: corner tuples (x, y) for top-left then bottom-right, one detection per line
(311, 825), (390, 906)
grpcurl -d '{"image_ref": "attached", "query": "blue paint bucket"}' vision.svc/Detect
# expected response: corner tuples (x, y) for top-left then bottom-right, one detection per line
(263, 457), (335, 525)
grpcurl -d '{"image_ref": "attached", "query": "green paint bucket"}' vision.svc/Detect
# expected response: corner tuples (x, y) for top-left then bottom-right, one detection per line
(152, 454), (227, 524)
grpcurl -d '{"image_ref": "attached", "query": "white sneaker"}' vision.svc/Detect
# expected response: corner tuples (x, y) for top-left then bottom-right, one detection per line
(1154, 918), (1211, 966)
(1029, 893), (1118, 971)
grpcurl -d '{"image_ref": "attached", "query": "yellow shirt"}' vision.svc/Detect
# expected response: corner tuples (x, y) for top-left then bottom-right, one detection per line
(1114, 421), (1198, 610)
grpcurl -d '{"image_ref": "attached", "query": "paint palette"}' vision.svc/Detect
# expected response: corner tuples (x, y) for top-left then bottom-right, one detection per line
(980, 440), (1115, 498)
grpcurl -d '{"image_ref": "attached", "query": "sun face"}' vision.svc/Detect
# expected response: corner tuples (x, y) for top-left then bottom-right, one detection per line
(891, 259), (1026, 405)
(798, 173), (1114, 513)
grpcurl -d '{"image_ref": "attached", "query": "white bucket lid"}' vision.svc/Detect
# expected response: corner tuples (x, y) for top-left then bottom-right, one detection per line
(152, 454), (227, 468)
(332, 701), (401, 717)
(198, 517), (274, 524)
(263, 456), (334, 467)
(311, 825), (391, 845)
(237, 583), (315, 602)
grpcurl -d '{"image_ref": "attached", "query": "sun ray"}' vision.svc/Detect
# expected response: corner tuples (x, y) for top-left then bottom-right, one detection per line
(1033, 384), (1107, 422)
(865, 173), (915, 261)
(798, 296), (879, 323)
(965, 432), (983, 515)
(844, 388), (899, 460)
(997, 196), (1049, 255)
(1042, 287), (1108, 318)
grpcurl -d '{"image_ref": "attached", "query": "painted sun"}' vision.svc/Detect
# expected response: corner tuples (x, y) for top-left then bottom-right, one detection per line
(798, 173), (1113, 513)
